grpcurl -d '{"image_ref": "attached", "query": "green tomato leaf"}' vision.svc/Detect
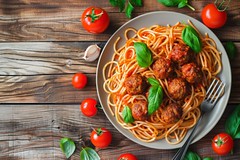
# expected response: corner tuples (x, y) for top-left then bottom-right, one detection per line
(59, 137), (76, 159)
(125, 1), (134, 18)
(147, 78), (163, 115)
(130, 0), (142, 6)
(225, 104), (240, 139)
(134, 42), (153, 68)
(122, 106), (134, 123)
(225, 41), (237, 60)
(184, 151), (201, 160)
(182, 25), (202, 53)
(109, 0), (126, 12)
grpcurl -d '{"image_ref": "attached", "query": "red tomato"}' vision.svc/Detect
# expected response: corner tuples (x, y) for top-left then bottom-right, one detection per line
(81, 7), (110, 34)
(212, 133), (233, 155)
(80, 98), (98, 117)
(201, 3), (227, 29)
(90, 128), (112, 148)
(118, 153), (138, 160)
(72, 73), (87, 89)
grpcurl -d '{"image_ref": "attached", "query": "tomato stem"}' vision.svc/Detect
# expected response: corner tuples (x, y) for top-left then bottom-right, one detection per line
(85, 8), (103, 23)
(215, 0), (231, 11)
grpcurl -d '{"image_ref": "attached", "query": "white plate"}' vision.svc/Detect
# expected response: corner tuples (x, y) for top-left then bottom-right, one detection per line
(96, 11), (232, 149)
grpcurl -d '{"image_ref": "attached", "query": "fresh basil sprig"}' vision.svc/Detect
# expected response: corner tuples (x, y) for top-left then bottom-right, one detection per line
(109, 0), (142, 18)
(122, 106), (134, 123)
(182, 25), (202, 53)
(225, 104), (240, 139)
(59, 137), (76, 159)
(157, 0), (195, 11)
(184, 151), (201, 160)
(134, 42), (153, 68)
(225, 41), (237, 60)
(147, 78), (163, 115)
(80, 147), (100, 160)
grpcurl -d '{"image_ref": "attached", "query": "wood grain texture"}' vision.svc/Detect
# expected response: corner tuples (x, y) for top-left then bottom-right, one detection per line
(0, 0), (240, 159)
(0, 104), (239, 160)
(0, 0), (239, 41)
(0, 42), (240, 103)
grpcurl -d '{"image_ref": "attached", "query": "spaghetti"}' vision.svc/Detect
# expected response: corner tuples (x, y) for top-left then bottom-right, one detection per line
(103, 21), (222, 144)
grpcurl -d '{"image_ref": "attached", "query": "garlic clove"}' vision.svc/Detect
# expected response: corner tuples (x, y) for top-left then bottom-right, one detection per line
(83, 44), (101, 62)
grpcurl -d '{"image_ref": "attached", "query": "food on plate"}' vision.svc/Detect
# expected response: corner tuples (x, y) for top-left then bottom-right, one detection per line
(201, 2), (228, 29)
(90, 128), (112, 148)
(72, 73), (87, 89)
(212, 133), (233, 155)
(103, 21), (222, 144)
(80, 98), (98, 117)
(118, 153), (138, 160)
(81, 7), (110, 34)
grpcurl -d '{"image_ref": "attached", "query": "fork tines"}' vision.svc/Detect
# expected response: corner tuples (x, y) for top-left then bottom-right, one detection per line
(205, 78), (225, 105)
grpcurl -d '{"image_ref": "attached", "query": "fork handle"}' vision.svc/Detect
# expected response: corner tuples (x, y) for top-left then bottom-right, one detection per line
(172, 115), (203, 160)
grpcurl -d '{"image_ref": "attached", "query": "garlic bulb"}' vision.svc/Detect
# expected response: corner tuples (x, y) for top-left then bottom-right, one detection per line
(83, 44), (101, 62)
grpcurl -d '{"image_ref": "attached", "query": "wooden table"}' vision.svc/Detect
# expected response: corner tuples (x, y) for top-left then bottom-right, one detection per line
(0, 0), (239, 159)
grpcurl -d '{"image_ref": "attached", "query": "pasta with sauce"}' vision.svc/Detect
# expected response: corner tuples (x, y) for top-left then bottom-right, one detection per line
(103, 20), (221, 144)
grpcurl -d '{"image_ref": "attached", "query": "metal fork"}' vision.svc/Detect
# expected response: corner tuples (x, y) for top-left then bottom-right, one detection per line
(172, 78), (225, 160)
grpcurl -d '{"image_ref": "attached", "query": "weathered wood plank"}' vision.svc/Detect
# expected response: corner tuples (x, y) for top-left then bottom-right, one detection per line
(0, 42), (240, 76)
(0, 42), (103, 75)
(0, 0), (239, 41)
(0, 42), (240, 103)
(0, 73), (239, 104)
(0, 74), (97, 103)
(0, 104), (239, 160)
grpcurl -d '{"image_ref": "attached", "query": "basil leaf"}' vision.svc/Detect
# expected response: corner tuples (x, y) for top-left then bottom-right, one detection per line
(148, 77), (160, 86)
(130, 0), (142, 6)
(178, 1), (187, 8)
(125, 1), (134, 18)
(225, 41), (237, 60)
(157, 0), (180, 6)
(109, 0), (126, 12)
(122, 106), (134, 123)
(182, 25), (202, 53)
(109, 0), (142, 18)
(225, 104), (240, 139)
(147, 78), (163, 115)
(157, 0), (195, 10)
(203, 158), (213, 160)
(80, 147), (100, 160)
(59, 137), (76, 159)
(184, 151), (201, 160)
(134, 42), (153, 68)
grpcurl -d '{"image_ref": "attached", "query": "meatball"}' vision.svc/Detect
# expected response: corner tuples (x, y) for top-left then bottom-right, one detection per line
(152, 57), (173, 79)
(168, 78), (187, 100)
(181, 63), (202, 84)
(160, 103), (182, 123)
(132, 100), (148, 121)
(169, 43), (191, 65)
(124, 74), (148, 95)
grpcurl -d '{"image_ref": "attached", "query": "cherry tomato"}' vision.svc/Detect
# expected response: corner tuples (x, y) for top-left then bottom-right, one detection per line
(81, 7), (110, 34)
(72, 73), (87, 89)
(201, 3), (227, 29)
(90, 128), (112, 148)
(212, 133), (233, 155)
(80, 98), (98, 117)
(118, 153), (138, 160)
